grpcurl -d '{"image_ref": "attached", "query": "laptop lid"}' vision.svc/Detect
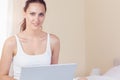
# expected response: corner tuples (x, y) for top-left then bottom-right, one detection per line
(20, 63), (77, 80)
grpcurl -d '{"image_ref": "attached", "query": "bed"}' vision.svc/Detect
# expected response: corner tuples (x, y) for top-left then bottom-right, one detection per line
(73, 59), (120, 80)
(87, 61), (120, 80)
(87, 75), (116, 80)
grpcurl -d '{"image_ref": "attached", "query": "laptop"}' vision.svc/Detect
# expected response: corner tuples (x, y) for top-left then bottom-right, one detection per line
(20, 63), (77, 80)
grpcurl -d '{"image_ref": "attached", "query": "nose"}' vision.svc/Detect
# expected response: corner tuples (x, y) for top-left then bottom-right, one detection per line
(34, 15), (40, 22)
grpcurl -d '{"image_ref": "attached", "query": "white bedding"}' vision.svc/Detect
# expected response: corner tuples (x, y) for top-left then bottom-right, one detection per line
(103, 65), (120, 80)
(86, 65), (120, 80)
(87, 75), (117, 80)
(73, 65), (120, 80)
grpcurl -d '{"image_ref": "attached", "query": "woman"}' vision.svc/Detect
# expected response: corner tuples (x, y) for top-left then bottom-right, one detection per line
(0, 0), (60, 80)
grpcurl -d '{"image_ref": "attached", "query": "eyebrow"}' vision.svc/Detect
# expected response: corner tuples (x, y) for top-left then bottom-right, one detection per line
(28, 11), (45, 13)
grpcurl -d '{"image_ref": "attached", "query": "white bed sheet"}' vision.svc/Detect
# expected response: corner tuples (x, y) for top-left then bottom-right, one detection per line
(87, 75), (117, 80)
(103, 65), (120, 80)
(86, 65), (120, 80)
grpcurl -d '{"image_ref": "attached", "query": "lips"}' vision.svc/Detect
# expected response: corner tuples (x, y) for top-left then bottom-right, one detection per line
(32, 22), (40, 26)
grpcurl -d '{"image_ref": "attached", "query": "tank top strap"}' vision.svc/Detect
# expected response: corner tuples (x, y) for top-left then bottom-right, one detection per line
(14, 35), (23, 52)
(46, 33), (51, 53)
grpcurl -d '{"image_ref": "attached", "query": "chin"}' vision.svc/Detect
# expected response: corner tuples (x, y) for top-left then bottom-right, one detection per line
(32, 26), (42, 30)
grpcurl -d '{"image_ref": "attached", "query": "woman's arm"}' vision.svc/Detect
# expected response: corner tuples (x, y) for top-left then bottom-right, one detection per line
(50, 34), (60, 64)
(0, 37), (16, 80)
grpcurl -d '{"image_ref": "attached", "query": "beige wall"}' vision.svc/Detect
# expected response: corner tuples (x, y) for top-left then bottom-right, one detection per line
(12, 0), (25, 34)
(13, 0), (86, 76)
(85, 0), (120, 75)
(44, 0), (86, 76)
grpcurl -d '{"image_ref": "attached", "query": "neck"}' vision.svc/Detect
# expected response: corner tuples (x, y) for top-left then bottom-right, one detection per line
(23, 29), (44, 38)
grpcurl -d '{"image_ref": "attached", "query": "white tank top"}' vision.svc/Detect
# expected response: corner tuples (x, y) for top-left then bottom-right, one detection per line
(13, 34), (52, 80)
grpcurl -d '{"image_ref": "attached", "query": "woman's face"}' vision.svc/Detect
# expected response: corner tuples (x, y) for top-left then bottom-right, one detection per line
(24, 3), (46, 30)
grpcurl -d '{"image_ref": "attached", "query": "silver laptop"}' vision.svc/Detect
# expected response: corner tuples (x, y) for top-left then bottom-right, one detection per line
(20, 63), (77, 80)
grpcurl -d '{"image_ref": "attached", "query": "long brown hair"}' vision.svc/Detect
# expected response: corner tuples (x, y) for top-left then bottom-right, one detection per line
(20, 0), (47, 31)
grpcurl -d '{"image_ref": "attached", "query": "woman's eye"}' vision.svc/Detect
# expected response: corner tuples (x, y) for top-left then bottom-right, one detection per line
(30, 13), (35, 16)
(39, 13), (44, 17)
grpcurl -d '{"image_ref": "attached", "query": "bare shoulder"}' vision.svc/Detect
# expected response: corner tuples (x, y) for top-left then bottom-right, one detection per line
(49, 34), (60, 44)
(4, 35), (16, 48)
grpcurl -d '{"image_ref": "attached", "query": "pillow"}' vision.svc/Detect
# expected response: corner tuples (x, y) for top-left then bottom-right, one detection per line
(103, 65), (120, 80)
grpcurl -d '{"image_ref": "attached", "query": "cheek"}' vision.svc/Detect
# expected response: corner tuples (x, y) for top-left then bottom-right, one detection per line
(26, 16), (33, 22)
(40, 17), (45, 22)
